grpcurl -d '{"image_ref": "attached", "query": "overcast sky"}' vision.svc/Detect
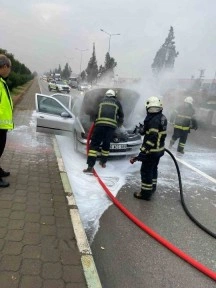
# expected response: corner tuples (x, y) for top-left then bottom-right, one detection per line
(1, 0), (216, 79)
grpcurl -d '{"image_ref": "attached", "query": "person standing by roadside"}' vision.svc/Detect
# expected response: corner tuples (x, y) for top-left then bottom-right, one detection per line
(0, 54), (13, 188)
(130, 96), (167, 201)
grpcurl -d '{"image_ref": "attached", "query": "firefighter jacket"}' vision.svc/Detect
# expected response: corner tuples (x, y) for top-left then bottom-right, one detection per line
(95, 96), (124, 128)
(170, 103), (198, 131)
(0, 77), (14, 130)
(140, 111), (167, 155)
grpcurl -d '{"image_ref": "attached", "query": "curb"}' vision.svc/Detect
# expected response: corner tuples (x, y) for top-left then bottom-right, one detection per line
(13, 79), (34, 106)
(53, 137), (102, 288)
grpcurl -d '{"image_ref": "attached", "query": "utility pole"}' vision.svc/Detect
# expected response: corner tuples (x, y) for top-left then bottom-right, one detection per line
(100, 29), (120, 54)
(75, 48), (88, 74)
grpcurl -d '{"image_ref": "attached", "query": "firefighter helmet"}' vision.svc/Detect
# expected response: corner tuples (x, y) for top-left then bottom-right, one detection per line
(105, 89), (116, 97)
(184, 96), (193, 104)
(145, 96), (162, 109)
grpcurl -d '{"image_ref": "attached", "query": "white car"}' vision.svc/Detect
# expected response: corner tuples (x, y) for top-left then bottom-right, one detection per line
(48, 80), (70, 94)
(35, 88), (142, 156)
(77, 82), (91, 91)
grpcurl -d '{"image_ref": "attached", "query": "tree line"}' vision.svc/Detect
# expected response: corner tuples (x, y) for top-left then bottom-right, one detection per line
(1, 26), (179, 90)
(47, 43), (117, 84)
(0, 48), (34, 90)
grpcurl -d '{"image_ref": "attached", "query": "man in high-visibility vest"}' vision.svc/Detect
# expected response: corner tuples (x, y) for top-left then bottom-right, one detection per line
(0, 54), (13, 188)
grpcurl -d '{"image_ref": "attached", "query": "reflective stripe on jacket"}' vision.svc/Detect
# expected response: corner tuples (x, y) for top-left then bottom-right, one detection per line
(141, 111), (167, 154)
(95, 96), (124, 128)
(0, 77), (14, 130)
(170, 103), (197, 131)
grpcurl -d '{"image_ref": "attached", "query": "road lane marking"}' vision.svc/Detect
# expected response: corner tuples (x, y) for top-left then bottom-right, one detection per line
(175, 157), (216, 184)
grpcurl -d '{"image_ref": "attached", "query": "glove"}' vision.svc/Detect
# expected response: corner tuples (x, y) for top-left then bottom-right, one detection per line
(137, 151), (149, 161)
(130, 157), (138, 164)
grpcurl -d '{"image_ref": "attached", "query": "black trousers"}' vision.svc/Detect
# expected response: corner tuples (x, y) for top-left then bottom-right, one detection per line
(87, 125), (115, 167)
(0, 129), (8, 167)
(171, 128), (188, 152)
(140, 153), (162, 197)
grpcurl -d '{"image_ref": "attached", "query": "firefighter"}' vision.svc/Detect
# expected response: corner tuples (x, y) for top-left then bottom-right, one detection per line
(130, 96), (167, 201)
(169, 96), (198, 154)
(83, 89), (124, 173)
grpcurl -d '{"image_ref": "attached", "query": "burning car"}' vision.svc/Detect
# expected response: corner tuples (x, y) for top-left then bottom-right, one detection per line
(35, 88), (142, 156)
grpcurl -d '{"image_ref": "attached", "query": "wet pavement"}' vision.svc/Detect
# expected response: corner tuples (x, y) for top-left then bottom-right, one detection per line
(0, 79), (101, 288)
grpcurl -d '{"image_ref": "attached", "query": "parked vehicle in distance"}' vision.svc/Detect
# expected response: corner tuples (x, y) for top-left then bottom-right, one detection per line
(77, 82), (91, 91)
(53, 73), (61, 81)
(35, 88), (142, 156)
(48, 80), (70, 94)
(68, 77), (78, 89)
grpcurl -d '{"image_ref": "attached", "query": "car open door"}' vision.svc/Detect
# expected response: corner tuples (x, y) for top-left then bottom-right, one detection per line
(35, 93), (75, 135)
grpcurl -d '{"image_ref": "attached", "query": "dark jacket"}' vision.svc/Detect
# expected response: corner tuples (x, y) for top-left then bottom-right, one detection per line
(95, 96), (124, 128)
(140, 111), (167, 154)
(170, 103), (198, 131)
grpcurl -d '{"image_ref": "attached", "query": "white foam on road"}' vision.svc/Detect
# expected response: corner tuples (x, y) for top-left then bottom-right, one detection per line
(27, 112), (216, 242)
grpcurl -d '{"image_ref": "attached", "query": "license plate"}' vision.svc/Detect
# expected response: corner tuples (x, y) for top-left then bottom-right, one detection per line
(110, 144), (127, 150)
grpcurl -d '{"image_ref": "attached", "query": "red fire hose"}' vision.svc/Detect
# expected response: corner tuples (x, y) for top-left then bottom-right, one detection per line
(86, 123), (216, 282)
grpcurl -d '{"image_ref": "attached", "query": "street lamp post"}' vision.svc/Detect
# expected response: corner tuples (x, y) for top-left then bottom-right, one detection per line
(100, 29), (120, 54)
(75, 48), (88, 74)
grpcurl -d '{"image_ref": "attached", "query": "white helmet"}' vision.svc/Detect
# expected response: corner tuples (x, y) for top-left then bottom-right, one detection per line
(145, 96), (162, 109)
(184, 96), (193, 104)
(105, 89), (116, 97)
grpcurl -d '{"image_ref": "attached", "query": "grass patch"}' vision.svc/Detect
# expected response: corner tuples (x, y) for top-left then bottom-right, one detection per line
(11, 81), (31, 97)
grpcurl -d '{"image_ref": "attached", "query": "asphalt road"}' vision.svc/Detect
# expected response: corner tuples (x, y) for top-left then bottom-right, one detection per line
(90, 117), (216, 287)
(39, 80), (216, 287)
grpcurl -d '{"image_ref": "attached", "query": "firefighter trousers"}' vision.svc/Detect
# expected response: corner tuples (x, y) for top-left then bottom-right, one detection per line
(87, 125), (115, 167)
(170, 128), (188, 152)
(140, 153), (162, 198)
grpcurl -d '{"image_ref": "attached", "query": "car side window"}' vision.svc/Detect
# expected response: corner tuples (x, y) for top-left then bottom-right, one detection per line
(38, 96), (69, 116)
(53, 95), (70, 108)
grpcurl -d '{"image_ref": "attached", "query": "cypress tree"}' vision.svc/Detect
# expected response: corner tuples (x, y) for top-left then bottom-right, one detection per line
(151, 26), (179, 77)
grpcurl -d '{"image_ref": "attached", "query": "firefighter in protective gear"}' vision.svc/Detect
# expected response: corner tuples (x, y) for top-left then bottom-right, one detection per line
(169, 96), (198, 154)
(83, 89), (124, 173)
(131, 96), (167, 201)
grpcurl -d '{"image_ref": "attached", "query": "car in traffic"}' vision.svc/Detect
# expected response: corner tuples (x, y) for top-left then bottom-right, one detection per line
(48, 80), (70, 94)
(68, 77), (78, 89)
(77, 82), (91, 91)
(35, 88), (142, 156)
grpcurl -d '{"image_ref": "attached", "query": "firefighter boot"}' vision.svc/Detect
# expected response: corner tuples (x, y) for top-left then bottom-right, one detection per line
(99, 161), (106, 168)
(0, 178), (9, 188)
(83, 166), (94, 174)
(177, 147), (184, 154)
(133, 191), (152, 201)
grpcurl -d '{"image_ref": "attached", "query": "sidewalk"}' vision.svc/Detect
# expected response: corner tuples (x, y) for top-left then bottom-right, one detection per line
(0, 79), (101, 288)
